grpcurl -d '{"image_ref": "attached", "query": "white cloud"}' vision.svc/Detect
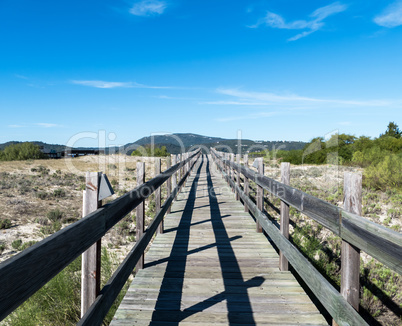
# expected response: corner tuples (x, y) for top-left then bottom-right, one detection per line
(374, 1), (402, 28)
(216, 112), (278, 122)
(36, 123), (59, 128)
(71, 80), (171, 89)
(207, 88), (399, 108)
(71, 80), (133, 88)
(8, 124), (24, 128)
(251, 2), (347, 41)
(130, 0), (167, 16)
(14, 74), (29, 80)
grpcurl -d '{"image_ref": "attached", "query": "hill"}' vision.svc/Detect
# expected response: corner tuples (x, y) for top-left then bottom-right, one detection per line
(122, 133), (306, 155)
(0, 134), (307, 156)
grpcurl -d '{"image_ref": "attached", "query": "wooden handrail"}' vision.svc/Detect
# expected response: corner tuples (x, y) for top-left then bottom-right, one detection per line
(0, 149), (201, 322)
(78, 152), (202, 325)
(211, 149), (402, 275)
(211, 149), (368, 326)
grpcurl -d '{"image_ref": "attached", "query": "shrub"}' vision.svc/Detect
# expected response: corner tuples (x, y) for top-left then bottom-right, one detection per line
(53, 188), (66, 198)
(0, 142), (44, 161)
(364, 154), (402, 190)
(11, 239), (23, 250)
(131, 145), (170, 157)
(0, 218), (12, 229)
(36, 191), (48, 200)
(40, 220), (62, 235)
(47, 209), (64, 222)
(5, 248), (130, 325)
(20, 241), (38, 251)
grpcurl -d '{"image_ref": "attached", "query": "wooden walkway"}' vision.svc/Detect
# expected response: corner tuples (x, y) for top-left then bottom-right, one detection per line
(111, 156), (328, 326)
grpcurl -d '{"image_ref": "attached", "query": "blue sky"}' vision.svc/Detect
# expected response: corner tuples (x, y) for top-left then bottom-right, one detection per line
(1, 0), (402, 147)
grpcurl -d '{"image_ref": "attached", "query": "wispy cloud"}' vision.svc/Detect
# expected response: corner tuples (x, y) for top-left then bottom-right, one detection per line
(250, 2), (347, 41)
(130, 0), (167, 16)
(36, 123), (59, 128)
(216, 112), (278, 122)
(205, 88), (399, 108)
(14, 74), (29, 80)
(8, 123), (61, 128)
(71, 80), (171, 89)
(71, 80), (133, 88)
(374, 1), (402, 28)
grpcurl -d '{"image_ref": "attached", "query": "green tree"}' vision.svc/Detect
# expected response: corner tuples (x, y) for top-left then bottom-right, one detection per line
(381, 121), (401, 139)
(130, 145), (169, 157)
(364, 153), (402, 190)
(0, 142), (44, 161)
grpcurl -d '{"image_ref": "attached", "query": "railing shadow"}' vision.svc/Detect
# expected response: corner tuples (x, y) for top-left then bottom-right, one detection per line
(150, 157), (204, 324)
(147, 156), (263, 325)
(206, 159), (258, 325)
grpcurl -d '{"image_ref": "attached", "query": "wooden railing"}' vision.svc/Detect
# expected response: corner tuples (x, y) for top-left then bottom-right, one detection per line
(211, 148), (401, 326)
(0, 149), (201, 324)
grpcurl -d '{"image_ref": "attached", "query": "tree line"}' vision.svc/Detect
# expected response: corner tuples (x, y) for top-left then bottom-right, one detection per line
(273, 122), (402, 190)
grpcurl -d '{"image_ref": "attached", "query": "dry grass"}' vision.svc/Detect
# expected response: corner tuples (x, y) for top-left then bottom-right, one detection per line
(252, 159), (402, 326)
(0, 154), (169, 264)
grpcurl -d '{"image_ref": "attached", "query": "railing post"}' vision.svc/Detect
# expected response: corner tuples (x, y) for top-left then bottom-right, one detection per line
(279, 162), (290, 271)
(341, 173), (361, 309)
(155, 158), (162, 234)
(244, 154), (249, 213)
(172, 155), (177, 190)
(256, 158), (264, 233)
(81, 172), (102, 318)
(177, 154), (181, 181)
(167, 156), (172, 214)
(186, 153), (190, 175)
(136, 162), (145, 272)
(236, 154), (240, 200)
(226, 153), (230, 178)
(230, 154), (235, 192)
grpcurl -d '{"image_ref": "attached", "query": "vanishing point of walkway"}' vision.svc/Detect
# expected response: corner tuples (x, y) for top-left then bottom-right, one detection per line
(111, 156), (328, 325)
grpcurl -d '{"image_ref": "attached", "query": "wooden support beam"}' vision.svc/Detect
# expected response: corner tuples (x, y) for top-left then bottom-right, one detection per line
(136, 162), (145, 272)
(256, 158), (264, 233)
(230, 154), (235, 193)
(172, 155), (177, 190)
(236, 154), (240, 200)
(341, 173), (361, 309)
(166, 156), (172, 214)
(244, 154), (249, 213)
(279, 162), (290, 271)
(177, 154), (181, 181)
(184, 153), (188, 175)
(155, 158), (162, 234)
(81, 172), (102, 318)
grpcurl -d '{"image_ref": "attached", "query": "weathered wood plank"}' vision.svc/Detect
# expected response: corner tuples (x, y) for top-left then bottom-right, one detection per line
(214, 149), (401, 274)
(166, 156), (172, 214)
(0, 150), (201, 323)
(81, 172), (102, 317)
(279, 162), (290, 271)
(111, 155), (327, 326)
(78, 153), (202, 325)
(213, 157), (368, 326)
(341, 173), (361, 313)
(136, 162), (145, 271)
(155, 158), (162, 234)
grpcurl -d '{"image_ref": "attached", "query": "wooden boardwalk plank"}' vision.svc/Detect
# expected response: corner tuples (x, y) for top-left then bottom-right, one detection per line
(111, 156), (328, 326)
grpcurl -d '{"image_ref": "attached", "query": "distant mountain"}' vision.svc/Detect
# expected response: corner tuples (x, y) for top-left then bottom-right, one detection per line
(127, 133), (226, 147)
(0, 134), (307, 156)
(0, 141), (66, 152)
(122, 133), (306, 155)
